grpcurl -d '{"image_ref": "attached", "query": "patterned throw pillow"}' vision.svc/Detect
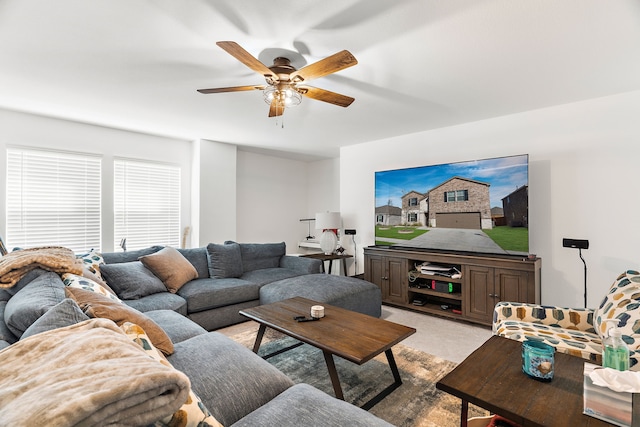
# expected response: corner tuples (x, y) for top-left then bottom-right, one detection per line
(594, 270), (640, 347)
(78, 250), (105, 281)
(62, 273), (122, 303)
(119, 323), (223, 427)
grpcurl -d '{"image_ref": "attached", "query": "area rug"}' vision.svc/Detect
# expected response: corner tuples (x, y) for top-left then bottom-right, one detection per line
(228, 325), (489, 427)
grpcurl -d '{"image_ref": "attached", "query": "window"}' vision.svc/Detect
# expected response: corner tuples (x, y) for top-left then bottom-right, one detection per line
(114, 159), (180, 251)
(6, 147), (101, 252)
(408, 197), (418, 206)
(445, 190), (469, 202)
(376, 214), (384, 223)
(407, 212), (418, 223)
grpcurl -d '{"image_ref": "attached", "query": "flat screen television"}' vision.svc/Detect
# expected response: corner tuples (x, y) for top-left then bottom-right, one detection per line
(374, 154), (529, 257)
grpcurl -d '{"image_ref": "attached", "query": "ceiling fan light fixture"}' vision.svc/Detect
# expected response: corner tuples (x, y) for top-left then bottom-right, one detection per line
(263, 85), (301, 108)
(198, 42), (357, 117)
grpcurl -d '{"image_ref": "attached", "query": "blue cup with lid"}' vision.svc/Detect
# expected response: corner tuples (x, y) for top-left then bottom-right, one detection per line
(522, 339), (554, 381)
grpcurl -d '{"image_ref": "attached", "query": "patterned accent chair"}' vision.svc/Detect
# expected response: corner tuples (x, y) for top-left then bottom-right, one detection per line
(493, 270), (640, 370)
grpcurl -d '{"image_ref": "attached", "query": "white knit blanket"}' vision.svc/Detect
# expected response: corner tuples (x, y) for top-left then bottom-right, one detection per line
(0, 318), (190, 426)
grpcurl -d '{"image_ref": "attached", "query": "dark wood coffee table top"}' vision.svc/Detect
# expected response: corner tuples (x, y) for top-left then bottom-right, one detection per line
(239, 296), (415, 364)
(436, 335), (613, 427)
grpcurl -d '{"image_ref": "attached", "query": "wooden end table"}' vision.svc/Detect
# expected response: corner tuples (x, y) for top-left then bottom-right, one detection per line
(239, 296), (416, 409)
(301, 253), (352, 275)
(436, 335), (613, 427)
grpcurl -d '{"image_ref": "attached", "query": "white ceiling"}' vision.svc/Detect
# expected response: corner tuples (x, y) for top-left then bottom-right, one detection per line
(1, 0), (639, 160)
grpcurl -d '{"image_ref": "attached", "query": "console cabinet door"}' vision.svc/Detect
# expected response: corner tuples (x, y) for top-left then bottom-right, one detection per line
(366, 255), (385, 290)
(496, 268), (532, 303)
(464, 265), (495, 323)
(364, 254), (406, 304)
(386, 256), (407, 304)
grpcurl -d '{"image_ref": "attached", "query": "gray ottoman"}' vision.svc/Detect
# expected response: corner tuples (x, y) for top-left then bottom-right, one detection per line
(259, 274), (382, 318)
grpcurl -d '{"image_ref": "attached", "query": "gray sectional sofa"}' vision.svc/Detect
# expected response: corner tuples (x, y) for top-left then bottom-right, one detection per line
(0, 242), (389, 426)
(100, 241), (326, 330)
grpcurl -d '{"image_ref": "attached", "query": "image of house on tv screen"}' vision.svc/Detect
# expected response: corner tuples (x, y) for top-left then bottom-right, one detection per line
(374, 154), (529, 256)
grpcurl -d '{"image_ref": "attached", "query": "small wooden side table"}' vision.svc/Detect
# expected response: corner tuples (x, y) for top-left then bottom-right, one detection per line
(301, 253), (352, 275)
(436, 335), (612, 427)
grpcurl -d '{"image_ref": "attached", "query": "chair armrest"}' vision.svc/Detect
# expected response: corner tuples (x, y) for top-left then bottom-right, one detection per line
(493, 301), (596, 334)
(279, 256), (322, 274)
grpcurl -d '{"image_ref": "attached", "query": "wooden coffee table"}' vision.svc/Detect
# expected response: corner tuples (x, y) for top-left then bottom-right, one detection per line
(239, 296), (416, 409)
(436, 335), (614, 427)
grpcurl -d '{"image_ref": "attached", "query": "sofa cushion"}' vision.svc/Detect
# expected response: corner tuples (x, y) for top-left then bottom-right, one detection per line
(594, 269), (640, 348)
(65, 286), (174, 356)
(5, 268), (50, 296)
(100, 261), (167, 300)
(178, 278), (259, 312)
(145, 309), (207, 344)
(167, 332), (294, 426)
(239, 267), (302, 287)
(123, 292), (188, 315)
(231, 383), (394, 427)
(139, 246), (198, 293)
(0, 289), (12, 302)
(177, 247), (210, 279)
(21, 298), (90, 340)
(4, 271), (65, 337)
(207, 243), (243, 278)
(238, 242), (285, 272)
(101, 245), (163, 264)
(0, 302), (18, 344)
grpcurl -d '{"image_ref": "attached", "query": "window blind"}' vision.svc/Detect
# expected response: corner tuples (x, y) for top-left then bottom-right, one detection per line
(6, 147), (102, 252)
(114, 159), (180, 251)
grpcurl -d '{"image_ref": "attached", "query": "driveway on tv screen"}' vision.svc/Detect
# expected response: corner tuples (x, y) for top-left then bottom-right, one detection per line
(389, 228), (510, 255)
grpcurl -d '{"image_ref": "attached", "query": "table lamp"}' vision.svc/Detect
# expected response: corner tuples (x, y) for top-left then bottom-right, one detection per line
(315, 212), (340, 255)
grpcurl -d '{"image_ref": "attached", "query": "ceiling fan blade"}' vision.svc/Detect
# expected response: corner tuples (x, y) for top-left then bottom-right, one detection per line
(197, 85), (265, 94)
(216, 41), (274, 78)
(290, 50), (357, 83)
(298, 86), (355, 107)
(268, 99), (284, 117)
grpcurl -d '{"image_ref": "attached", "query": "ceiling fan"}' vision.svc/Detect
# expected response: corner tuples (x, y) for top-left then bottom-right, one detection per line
(197, 41), (358, 117)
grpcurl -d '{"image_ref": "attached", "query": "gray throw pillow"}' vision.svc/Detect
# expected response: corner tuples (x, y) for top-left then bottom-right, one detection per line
(3, 271), (66, 337)
(177, 247), (209, 278)
(239, 242), (286, 272)
(20, 298), (89, 340)
(206, 243), (243, 279)
(0, 302), (18, 344)
(100, 261), (167, 300)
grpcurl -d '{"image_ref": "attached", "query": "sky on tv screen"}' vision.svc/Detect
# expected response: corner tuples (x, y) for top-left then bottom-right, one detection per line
(375, 154), (528, 209)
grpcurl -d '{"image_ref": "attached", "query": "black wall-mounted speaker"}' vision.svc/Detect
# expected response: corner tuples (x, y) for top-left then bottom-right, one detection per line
(562, 238), (589, 250)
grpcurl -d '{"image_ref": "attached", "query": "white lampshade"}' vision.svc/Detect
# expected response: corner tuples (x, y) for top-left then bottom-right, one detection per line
(315, 212), (341, 230)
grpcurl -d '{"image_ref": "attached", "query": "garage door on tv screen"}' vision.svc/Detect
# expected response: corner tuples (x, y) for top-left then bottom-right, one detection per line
(374, 154), (529, 257)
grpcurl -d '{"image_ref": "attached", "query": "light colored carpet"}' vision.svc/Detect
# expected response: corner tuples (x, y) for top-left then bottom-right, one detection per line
(226, 323), (489, 427)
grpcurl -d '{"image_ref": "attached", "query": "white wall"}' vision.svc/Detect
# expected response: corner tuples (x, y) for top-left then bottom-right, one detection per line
(340, 90), (640, 308)
(235, 150), (312, 254)
(194, 139), (237, 246)
(0, 108), (193, 252)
